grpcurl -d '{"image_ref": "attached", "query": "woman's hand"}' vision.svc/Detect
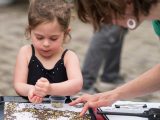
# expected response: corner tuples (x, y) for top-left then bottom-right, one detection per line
(69, 91), (120, 116)
(35, 77), (50, 97)
(28, 87), (43, 103)
(69, 94), (99, 116)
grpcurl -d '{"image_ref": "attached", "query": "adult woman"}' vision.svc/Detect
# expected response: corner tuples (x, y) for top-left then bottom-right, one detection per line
(69, 0), (160, 116)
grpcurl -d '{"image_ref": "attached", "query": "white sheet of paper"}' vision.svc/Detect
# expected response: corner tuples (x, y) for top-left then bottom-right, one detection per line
(99, 101), (160, 120)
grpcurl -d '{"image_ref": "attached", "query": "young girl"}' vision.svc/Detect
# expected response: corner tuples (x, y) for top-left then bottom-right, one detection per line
(13, 0), (83, 103)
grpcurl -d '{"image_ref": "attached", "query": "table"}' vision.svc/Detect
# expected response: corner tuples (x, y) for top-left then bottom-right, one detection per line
(2, 96), (159, 120)
(0, 96), (97, 120)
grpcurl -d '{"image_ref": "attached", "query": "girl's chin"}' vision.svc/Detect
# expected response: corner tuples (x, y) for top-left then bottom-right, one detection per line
(41, 53), (53, 58)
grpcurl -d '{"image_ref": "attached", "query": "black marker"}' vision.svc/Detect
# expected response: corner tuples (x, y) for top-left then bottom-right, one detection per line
(115, 104), (147, 108)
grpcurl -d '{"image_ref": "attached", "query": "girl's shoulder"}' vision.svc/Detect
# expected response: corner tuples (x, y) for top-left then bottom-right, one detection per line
(18, 45), (32, 60)
(64, 49), (78, 58)
(19, 45), (31, 54)
(63, 49), (79, 63)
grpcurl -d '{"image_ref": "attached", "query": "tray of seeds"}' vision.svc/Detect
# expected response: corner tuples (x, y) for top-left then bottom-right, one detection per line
(4, 102), (93, 120)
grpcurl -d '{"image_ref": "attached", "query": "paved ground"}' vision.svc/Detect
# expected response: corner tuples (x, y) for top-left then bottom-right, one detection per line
(0, 3), (160, 102)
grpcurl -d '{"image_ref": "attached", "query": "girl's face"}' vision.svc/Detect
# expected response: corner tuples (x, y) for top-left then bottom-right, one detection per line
(30, 20), (67, 58)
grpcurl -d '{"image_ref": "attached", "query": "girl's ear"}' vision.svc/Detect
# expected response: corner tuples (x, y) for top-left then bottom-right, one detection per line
(67, 27), (71, 33)
(64, 27), (71, 36)
(63, 27), (71, 43)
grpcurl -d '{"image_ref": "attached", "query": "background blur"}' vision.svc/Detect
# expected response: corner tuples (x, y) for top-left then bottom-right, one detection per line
(0, 1), (160, 102)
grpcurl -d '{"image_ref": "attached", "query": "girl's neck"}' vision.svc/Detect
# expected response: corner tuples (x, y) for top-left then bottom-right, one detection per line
(36, 47), (64, 60)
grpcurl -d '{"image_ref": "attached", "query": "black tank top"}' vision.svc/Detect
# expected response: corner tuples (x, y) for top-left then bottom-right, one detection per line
(26, 45), (71, 103)
(28, 45), (68, 85)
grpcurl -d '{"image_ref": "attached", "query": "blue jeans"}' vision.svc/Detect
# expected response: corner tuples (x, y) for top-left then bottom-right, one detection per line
(82, 25), (128, 89)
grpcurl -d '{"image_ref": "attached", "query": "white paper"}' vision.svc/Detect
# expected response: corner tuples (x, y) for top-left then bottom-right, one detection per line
(99, 101), (160, 120)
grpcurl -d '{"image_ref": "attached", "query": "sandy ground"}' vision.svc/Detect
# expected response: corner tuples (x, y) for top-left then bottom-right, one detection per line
(0, 3), (160, 102)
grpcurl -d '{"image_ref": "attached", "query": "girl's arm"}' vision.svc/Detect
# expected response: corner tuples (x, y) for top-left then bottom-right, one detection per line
(13, 45), (34, 96)
(48, 50), (83, 96)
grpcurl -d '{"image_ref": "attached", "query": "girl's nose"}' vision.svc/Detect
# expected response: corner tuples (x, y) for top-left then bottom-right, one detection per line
(43, 40), (50, 47)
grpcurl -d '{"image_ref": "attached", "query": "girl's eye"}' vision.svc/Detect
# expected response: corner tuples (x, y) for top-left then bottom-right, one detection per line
(50, 38), (58, 41)
(36, 37), (43, 40)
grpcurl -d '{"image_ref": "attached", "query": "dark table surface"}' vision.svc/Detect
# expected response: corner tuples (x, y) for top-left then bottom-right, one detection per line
(0, 102), (3, 120)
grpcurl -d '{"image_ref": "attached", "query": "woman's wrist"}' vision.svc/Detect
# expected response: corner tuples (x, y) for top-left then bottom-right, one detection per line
(111, 88), (123, 101)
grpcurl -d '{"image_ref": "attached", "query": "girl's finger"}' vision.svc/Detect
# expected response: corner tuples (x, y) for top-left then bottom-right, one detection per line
(31, 96), (37, 103)
(38, 97), (43, 103)
(36, 81), (45, 87)
(38, 78), (48, 83)
(36, 97), (42, 103)
(34, 91), (45, 97)
(34, 96), (40, 103)
(35, 85), (47, 94)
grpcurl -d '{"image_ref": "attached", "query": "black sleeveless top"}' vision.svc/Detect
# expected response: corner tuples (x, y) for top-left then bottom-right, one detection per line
(28, 45), (68, 85)
(26, 45), (71, 103)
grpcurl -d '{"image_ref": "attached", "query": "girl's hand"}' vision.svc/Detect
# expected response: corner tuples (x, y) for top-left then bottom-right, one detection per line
(35, 77), (50, 97)
(28, 87), (43, 103)
(69, 91), (119, 116)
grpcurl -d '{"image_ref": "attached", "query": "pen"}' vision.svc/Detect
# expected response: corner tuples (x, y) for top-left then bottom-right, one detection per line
(115, 104), (147, 108)
(97, 111), (148, 118)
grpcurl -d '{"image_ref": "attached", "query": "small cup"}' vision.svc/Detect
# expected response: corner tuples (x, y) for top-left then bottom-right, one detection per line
(49, 96), (66, 108)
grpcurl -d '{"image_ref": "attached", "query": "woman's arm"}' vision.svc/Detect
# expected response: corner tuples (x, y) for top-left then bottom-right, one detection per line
(114, 64), (160, 100)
